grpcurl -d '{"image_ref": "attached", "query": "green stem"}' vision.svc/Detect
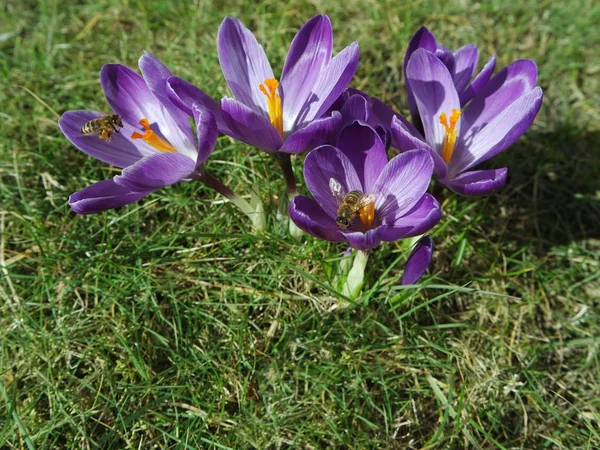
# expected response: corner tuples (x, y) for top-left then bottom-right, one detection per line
(275, 153), (298, 198)
(198, 171), (265, 231)
(342, 250), (369, 299)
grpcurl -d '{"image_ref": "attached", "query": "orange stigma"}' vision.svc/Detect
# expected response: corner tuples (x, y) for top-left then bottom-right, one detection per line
(131, 118), (177, 153)
(358, 201), (376, 229)
(259, 78), (284, 137)
(439, 109), (462, 163)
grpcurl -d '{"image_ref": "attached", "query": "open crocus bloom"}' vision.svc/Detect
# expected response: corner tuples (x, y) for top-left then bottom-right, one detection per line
(290, 122), (441, 251)
(404, 26), (497, 125)
(168, 15), (359, 154)
(59, 52), (217, 214)
(392, 48), (543, 196)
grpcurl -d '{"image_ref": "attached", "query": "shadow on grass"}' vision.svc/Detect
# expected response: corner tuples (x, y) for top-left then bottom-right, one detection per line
(497, 127), (600, 250)
(458, 125), (600, 255)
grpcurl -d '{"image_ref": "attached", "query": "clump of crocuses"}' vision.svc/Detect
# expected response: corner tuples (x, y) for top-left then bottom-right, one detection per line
(58, 16), (543, 298)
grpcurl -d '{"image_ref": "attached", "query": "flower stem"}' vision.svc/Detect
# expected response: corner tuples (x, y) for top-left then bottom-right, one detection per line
(275, 153), (298, 198)
(198, 171), (266, 231)
(342, 250), (369, 299)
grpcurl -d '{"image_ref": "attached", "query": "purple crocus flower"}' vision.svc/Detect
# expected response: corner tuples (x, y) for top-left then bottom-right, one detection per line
(168, 15), (359, 155)
(392, 48), (543, 196)
(59, 52), (218, 214)
(404, 26), (497, 125)
(290, 122), (441, 251)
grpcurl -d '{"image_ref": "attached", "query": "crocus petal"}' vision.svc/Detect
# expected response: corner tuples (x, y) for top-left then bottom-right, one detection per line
(453, 44), (478, 93)
(100, 64), (195, 158)
(340, 94), (370, 125)
(373, 149), (434, 221)
(138, 52), (196, 145)
(304, 145), (362, 218)
(342, 227), (384, 251)
(441, 168), (508, 196)
(289, 196), (345, 242)
(435, 45), (456, 77)
(279, 112), (342, 154)
(389, 115), (448, 177)
(401, 236), (434, 285)
(69, 179), (151, 214)
(451, 87), (543, 174)
(381, 194), (441, 241)
(281, 15), (333, 129)
(217, 17), (274, 116)
(406, 49), (461, 153)
(297, 42), (360, 127)
(59, 110), (155, 168)
(114, 152), (196, 191)
(460, 59), (538, 140)
(336, 122), (387, 192)
(404, 26), (438, 121)
(459, 53), (496, 106)
(166, 76), (232, 135)
(192, 104), (218, 166)
(220, 97), (283, 152)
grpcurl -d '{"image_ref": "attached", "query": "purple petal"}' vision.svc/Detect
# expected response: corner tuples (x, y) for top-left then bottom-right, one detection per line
(297, 42), (360, 127)
(100, 64), (195, 158)
(404, 26), (438, 121)
(220, 97), (283, 152)
(166, 76), (232, 135)
(390, 116), (446, 177)
(459, 53), (496, 106)
(381, 194), (441, 241)
(441, 168), (508, 196)
(69, 179), (151, 214)
(281, 15), (333, 129)
(138, 52), (196, 145)
(336, 122), (387, 192)
(114, 152), (196, 191)
(373, 149), (434, 221)
(217, 17), (274, 116)
(342, 227), (384, 251)
(401, 236), (434, 285)
(460, 59), (538, 140)
(451, 87), (543, 174)
(435, 45), (456, 77)
(192, 104), (218, 166)
(303, 145), (362, 218)
(59, 110), (155, 168)
(340, 94), (370, 125)
(279, 112), (342, 154)
(453, 44), (478, 94)
(289, 196), (345, 242)
(406, 49), (461, 154)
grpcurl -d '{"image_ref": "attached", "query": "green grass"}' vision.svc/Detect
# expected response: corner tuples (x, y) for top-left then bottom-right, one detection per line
(1, 0), (600, 448)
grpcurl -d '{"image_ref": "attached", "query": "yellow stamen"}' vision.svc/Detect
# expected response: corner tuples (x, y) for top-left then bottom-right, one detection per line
(259, 78), (284, 137)
(131, 118), (177, 153)
(358, 201), (376, 229)
(439, 109), (462, 163)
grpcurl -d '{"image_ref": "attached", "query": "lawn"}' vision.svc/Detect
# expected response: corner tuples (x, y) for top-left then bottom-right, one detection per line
(1, 0), (599, 448)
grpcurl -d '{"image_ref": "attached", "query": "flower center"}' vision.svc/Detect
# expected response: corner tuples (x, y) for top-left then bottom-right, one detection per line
(438, 109), (461, 163)
(131, 118), (177, 152)
(358, 201), (376, 229)
(259, 78), (283, 137)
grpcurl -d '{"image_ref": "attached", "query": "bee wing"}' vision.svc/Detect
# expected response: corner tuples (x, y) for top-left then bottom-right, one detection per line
(356, 194), (376, 210)
(329, 178), (347, 203)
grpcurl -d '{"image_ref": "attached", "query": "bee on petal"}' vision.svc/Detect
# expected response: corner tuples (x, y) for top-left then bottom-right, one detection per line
(329, 178), (376, 230)
(81, 114), (123, 141)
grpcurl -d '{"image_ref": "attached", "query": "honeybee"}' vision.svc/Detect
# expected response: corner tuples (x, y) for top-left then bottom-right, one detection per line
(329, 178), (376, 229)
(81, 114), (123, 141)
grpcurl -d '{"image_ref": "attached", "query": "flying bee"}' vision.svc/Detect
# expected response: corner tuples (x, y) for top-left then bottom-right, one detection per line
(81, 114), (123, 141)
(329, 178), (376, 229)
